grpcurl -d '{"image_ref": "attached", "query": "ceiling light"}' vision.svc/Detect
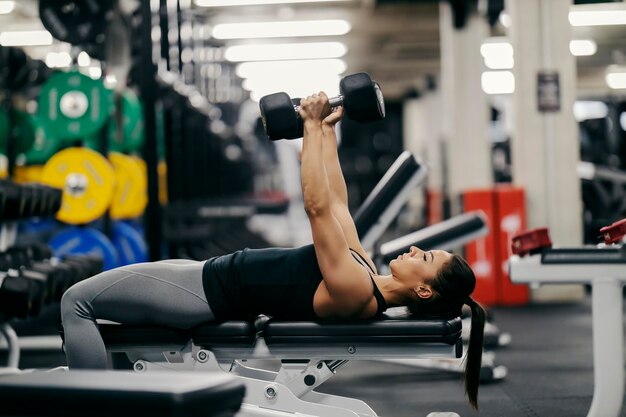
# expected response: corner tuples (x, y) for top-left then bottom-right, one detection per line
(481, 71), (515, 95)
(569, 39), (597, 56)
(0, 1), (15, 14)
(195, 0), (350, 7)
(213, 19), (351, 39)
(573, 101), (608, 122)
(0, 30), (53, 47)
(225, 41), (347, 62)
(481, 39), (514, 70)
(245, 75), (342, 101)
(45, 52), (72, 68)
(499, 12), (511, 28)
(606, 72), (626, 90)
(87, 67), (102, 79)
(236, 59), (346, 78)
(77, 51), (91, 67)
(569, 9), (626, 26)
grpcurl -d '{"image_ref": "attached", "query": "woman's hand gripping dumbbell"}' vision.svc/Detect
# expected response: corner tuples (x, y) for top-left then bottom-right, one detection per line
(259, 72), (385, 141)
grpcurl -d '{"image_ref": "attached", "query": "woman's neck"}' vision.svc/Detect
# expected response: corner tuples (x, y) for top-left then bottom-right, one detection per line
(373, 274), (412, 307)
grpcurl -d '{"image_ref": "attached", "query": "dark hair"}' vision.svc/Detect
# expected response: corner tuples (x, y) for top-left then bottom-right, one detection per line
(408, 254), (486, 410)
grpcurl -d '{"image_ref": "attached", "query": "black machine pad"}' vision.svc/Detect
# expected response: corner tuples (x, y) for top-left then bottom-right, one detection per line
(0, 370), (245, 417)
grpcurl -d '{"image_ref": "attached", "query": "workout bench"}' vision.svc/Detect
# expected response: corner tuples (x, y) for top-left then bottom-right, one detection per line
(96, 153), (487, 417)
(100, 309), (461, 417)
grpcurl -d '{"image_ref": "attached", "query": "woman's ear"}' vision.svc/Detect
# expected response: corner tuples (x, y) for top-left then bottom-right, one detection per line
(413, 285), (433, 300)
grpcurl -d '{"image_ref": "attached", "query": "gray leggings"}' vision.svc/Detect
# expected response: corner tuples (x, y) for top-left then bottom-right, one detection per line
(60, 260), (214, 369)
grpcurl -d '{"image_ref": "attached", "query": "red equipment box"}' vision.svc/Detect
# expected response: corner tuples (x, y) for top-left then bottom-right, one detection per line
(600, 219), (626, 245)
(511, 227), (553, 256)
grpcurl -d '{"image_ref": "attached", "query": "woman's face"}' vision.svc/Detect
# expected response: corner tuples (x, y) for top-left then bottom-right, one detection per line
(390, 246), (452, 288)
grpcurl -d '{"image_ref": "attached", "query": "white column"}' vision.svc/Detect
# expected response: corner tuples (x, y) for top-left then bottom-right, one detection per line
(506, 0), (584, 301)
(439, 3), (493, 215)
(403, 95), (428, 227)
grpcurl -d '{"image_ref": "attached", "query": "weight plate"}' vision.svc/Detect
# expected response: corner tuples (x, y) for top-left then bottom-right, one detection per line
(109, 90), (145, 153)
(340, 72), (385, 123)
(13, 165), (43, 184)
(259, 92), (300, 141)
(12, 110), (40, 155)
(39, 0), (112, 45)
(40, 147), (115, 225)
(38, 71), (113, 141)
(109, 152), (147, 219)
(0, 108), (8, 151)
(112, 221), (147, 266)
(50, 227), (118, 271)
(22, 122), (61, 165)
(0, 154), (7, 179)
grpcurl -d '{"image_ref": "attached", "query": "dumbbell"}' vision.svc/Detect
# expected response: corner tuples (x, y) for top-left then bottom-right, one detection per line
(259, 72), (385, 141)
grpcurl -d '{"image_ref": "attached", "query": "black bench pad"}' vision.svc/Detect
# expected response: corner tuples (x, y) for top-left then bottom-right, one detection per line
(0, 371), (245, 417)
(100, 321), (256, 347)
(263, 308), (462, 345)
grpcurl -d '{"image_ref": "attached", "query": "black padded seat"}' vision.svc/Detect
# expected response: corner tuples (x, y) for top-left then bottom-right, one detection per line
(263, 308), (462, 345)
(100, 320), (256, 348)
(0, 371), (245, 417)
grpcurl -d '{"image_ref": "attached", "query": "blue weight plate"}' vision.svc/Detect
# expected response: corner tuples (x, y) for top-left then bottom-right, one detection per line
(50, 227), (119, 271)
(112, 221), (147, 266)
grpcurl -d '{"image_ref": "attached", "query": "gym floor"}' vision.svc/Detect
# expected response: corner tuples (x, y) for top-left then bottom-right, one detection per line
(4, 295), (625, 417)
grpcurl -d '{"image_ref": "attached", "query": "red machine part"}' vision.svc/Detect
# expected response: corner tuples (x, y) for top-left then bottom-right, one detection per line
(511, 227), (552, 256)
(600, 218), (626, 245)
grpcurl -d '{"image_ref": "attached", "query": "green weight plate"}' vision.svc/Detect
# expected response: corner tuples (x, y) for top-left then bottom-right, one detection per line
(22, 129), (61, 165)
(109, 90), (144, 153)
(0, 108), (8, 151)
(38, 70), (112, 141)
(12, 110), (40, 154)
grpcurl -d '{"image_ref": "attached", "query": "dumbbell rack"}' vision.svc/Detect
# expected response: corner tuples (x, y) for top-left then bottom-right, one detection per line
(0, 179), (107, 373)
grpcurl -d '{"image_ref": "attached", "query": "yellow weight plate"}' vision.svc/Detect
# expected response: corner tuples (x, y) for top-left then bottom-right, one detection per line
(158, 160), (168, 204)
(109, 152), (147, 219)
(0, 155), (8, 179)
(14, 165), (43, 183)
(40, 147), (115, 225)
(130, 156), (148, 215)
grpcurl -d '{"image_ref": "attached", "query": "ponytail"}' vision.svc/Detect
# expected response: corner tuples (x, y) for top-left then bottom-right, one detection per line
(463, 297), (486, 410)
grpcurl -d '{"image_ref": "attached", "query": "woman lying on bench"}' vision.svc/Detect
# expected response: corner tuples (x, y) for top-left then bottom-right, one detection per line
(61, 93), (486, 410)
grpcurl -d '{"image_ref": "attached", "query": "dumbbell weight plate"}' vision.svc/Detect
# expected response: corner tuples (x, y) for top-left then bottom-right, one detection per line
(40, 147), (116, 225)
(39, 0), (113, 45)
(340, 73), (385, 123)
(259, 92), (302, 141)
(0, 108), (8, 152)
(50, 227), (119, 271)
(112, 221), (147, 266)
(38, 71), (113, 141)
(109, 152), (147, 220)
(109, 90), (145, 153)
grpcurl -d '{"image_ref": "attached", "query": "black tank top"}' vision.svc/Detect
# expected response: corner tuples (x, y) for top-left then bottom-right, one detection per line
(202, 244), (387, 320)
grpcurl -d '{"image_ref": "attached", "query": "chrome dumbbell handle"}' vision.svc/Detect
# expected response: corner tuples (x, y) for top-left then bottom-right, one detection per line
(292, 95), (345, 112)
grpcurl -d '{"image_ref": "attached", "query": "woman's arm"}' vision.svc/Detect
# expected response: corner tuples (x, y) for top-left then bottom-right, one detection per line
(299, 93), (372, 313)
(320, 109), (378, 274)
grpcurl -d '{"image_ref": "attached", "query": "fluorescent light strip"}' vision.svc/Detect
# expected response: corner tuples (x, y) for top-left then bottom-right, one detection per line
(573, 101), (608, 122)
(606, 72), (626, 90)
(213, 20), (351, 39)
(569, 39), (597, 56)
(481, 71), (515, 95)
(480, 41), (513, 59)
(242, 74), (341, 93)
(569, 10), (626, 26)
(225, 42), (346, 62)
(0, 30), (53, 47)
(0, 1), (15, 14)
(195, 0), (349, 7)
(236, 59), (346, 78)
(481, 40), (514, 70)
(45, 52), (72, 68)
